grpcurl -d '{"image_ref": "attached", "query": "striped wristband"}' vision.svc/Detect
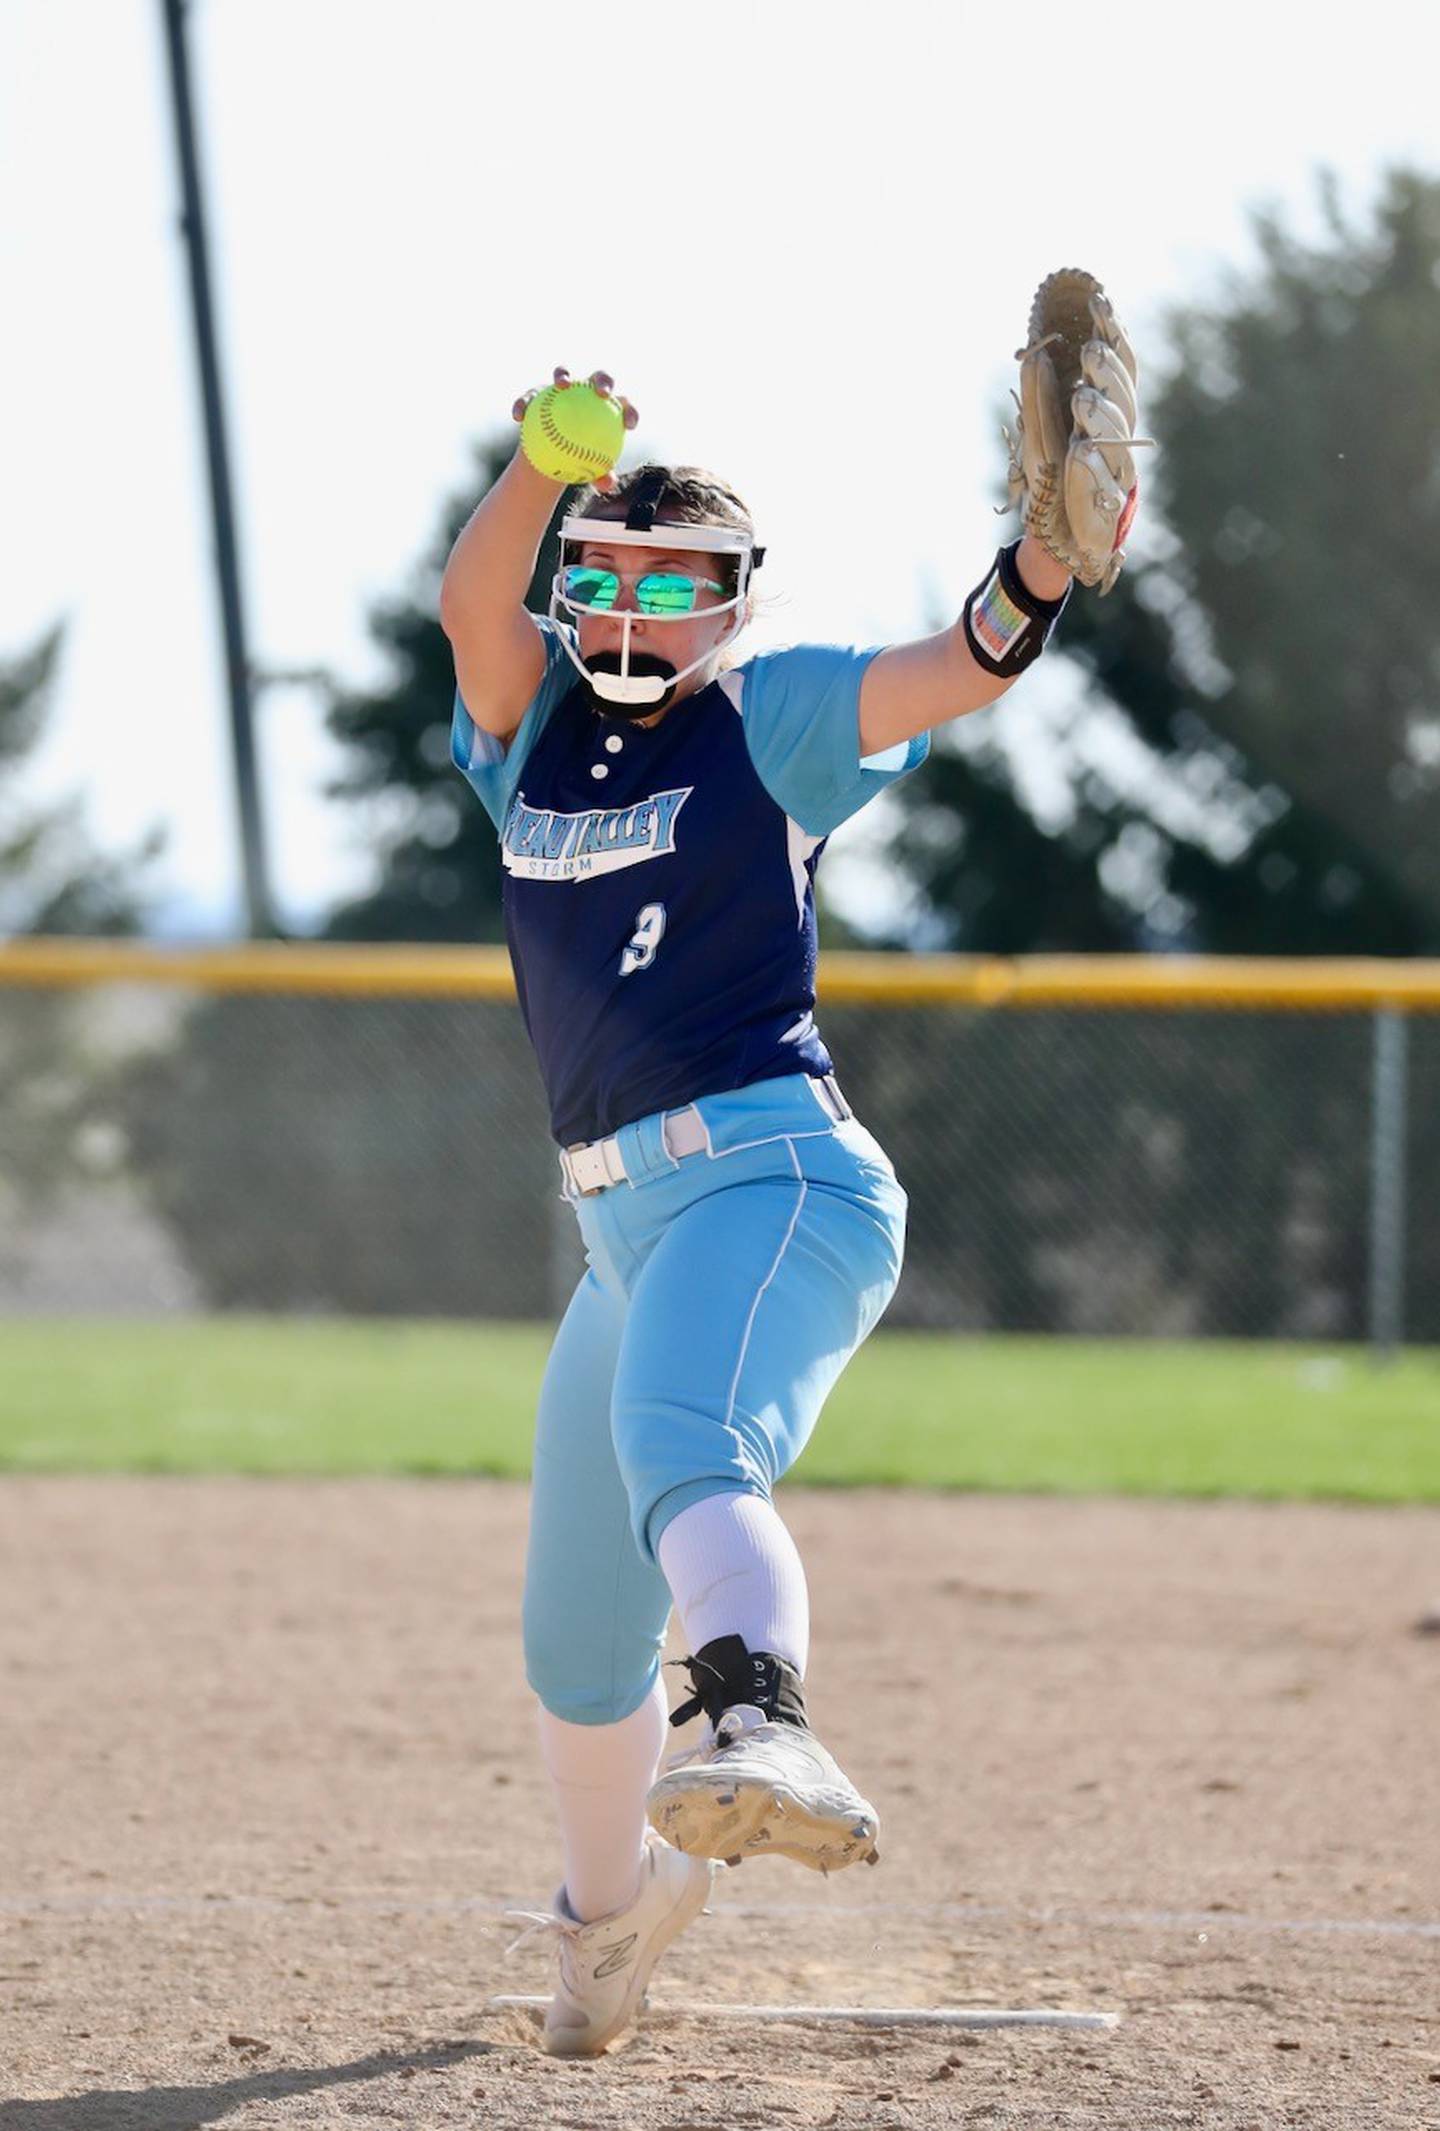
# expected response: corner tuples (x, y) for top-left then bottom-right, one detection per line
(962, 541), (1070, 678)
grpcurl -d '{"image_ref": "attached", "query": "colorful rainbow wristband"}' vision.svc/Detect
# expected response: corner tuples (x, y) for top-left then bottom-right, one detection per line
(962, 541), (1070, 677)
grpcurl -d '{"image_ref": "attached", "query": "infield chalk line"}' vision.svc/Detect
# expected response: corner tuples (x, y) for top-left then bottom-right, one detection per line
(488, 1996), (1119, 2031)
(719, 1898), (1440, 1943)
(5, 1892), (1436, 1942)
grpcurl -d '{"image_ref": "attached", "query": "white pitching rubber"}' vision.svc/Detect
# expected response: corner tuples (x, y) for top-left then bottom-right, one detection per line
(488, 1995), (1119, 2031)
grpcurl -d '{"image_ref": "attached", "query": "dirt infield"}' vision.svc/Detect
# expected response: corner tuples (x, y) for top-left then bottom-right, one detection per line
(3, 1478), (1438, 2129)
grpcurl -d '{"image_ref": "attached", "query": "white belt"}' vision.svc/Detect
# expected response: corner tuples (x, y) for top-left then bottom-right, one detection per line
(560, 1074), (851, 1199)
(559, 1105), (707, 1197)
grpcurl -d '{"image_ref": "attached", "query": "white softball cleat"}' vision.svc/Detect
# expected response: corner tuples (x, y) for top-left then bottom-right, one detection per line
(504, 1830), (715, 2056)
(647, 1704), (880, 1874)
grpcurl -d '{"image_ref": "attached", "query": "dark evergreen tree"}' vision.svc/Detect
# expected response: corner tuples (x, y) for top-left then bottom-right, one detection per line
(879, 168), (1440, 956)
(319, 440), (570, 943)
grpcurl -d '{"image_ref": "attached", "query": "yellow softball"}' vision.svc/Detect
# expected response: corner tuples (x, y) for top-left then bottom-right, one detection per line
(520, 382), (626, 485)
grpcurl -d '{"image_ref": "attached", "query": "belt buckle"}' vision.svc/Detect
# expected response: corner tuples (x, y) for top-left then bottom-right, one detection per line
(564, 1136), (625, 1197)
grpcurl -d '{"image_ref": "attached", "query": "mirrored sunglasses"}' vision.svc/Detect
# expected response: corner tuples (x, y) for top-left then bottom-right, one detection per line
(562, 564), (726, 616)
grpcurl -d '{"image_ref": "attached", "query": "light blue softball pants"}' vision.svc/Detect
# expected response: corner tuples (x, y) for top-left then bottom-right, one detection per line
(522, 1072), (907, 1726)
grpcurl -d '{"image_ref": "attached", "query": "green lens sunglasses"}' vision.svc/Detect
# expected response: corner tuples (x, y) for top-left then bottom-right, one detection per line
(562, 564), (726, 616)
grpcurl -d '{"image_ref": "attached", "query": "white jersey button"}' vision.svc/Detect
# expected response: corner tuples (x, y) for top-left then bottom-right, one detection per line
(590, 763), (609, 781)
(604, 734), (624, 753)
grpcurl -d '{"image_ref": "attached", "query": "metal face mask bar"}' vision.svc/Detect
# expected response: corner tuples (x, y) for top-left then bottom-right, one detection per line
(551, 516), (765, 707)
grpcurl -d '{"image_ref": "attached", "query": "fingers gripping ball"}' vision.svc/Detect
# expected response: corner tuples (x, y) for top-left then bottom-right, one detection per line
(520, 382), (626, 486)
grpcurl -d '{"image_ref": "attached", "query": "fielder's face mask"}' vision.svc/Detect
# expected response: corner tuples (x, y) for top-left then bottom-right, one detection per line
(550, 477), (764, 714)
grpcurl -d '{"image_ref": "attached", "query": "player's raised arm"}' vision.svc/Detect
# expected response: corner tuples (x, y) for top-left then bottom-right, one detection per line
(857, 535), (1073, 754)
(439, 368), (638, 740)
(857, 271), (1147, 757)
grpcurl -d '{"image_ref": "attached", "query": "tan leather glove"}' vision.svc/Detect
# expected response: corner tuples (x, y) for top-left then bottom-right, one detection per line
(1007, 270), (1150, 593)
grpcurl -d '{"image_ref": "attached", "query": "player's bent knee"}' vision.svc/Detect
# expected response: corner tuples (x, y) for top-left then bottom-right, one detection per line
(523, 1601), (659, 1727)
(525, 1660), (661, 1728)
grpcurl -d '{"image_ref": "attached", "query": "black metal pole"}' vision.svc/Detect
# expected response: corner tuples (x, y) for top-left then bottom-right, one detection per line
(160, 0), (275, 937)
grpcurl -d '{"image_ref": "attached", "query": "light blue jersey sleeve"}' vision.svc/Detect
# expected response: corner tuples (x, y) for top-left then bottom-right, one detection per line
(450, 616), (576, 831)
(737, 644), (931, 838)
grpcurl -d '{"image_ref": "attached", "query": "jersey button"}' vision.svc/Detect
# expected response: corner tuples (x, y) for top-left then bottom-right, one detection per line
(590, 763), (609, 781)
(604, 734), (623, 753)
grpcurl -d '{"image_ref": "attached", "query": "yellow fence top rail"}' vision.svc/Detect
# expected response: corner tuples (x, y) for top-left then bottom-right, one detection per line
(3, 937), (1440, 1010)
(818, 952), (1440, 1010)
(0, 937), (518, 1000)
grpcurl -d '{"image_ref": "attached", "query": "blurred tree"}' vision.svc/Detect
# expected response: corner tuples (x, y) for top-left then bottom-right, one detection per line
(877, 167), (1440, 957)
(0, 625), (160, 1254)
(319, 439), (568, 943)
(1158, 168), (1440, 925)
(0, 626), (159, 938)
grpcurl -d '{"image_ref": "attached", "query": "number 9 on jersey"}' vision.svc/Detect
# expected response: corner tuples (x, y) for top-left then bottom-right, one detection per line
(621, 903), (667, 977)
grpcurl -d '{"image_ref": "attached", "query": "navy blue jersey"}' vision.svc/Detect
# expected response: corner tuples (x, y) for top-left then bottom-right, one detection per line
(452, 620), (929, 1147)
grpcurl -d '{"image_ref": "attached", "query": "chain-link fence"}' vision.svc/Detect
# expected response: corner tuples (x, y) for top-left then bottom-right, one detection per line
(1, 950), (1435, 1344)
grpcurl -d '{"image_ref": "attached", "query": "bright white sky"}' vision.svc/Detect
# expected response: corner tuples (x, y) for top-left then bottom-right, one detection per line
(5, 0), (1438, 936)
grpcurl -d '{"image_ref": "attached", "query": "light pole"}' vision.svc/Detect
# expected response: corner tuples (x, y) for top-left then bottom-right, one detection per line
(159, 0), (275, 937)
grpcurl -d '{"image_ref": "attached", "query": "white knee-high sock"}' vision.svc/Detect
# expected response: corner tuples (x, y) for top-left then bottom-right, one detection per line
(657, 1491), (810, 1676)
(535, 1673), (669, 1923)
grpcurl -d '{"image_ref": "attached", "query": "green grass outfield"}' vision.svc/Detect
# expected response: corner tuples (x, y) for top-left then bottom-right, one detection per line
(2, 1319), (1438, 1500)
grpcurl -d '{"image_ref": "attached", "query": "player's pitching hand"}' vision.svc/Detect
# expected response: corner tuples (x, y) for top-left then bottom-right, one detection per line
(513, 368), (639, 493)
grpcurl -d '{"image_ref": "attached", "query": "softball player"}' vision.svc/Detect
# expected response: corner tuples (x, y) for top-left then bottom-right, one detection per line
(440, 365), (1086, 2056)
